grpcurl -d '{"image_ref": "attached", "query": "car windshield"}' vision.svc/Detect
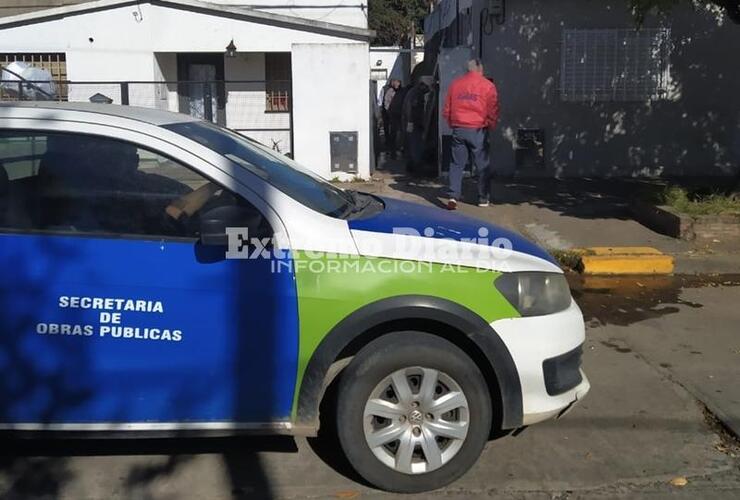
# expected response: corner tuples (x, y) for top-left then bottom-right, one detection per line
(163, 121), (354, 218)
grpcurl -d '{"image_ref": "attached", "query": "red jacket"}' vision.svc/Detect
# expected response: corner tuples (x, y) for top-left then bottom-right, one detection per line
(443, 71), (500, 129)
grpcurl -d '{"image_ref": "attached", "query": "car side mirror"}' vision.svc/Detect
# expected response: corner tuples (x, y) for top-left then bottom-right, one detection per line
(199, 205), (262, 246)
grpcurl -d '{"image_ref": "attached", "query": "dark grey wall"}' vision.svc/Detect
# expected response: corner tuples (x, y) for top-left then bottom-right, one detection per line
(457, 0), (740, 177)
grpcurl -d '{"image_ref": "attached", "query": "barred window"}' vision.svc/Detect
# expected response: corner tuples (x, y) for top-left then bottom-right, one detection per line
(0, 53), (67, 99)
(560, 29), (672, 102)
(265, 52), (291, 113)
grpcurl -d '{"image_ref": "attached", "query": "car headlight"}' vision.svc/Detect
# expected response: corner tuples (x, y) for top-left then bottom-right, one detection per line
(495, 272), (572, 317)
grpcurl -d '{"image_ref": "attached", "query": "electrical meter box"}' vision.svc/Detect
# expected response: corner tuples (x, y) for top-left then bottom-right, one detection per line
(330, 131), (358, 173)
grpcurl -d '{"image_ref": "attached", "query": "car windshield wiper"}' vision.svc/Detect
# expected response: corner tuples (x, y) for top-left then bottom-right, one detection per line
(347, 190), (373, 215)
(328, 189), (357, 219)
(344, 189), (359, 206)
(332, 190), (378, 220)
(333, 190), (367, 219)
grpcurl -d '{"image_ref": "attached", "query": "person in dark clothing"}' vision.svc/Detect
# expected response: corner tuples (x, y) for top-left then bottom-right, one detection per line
(387, 82), (407, 158)
(381, 79), (401, 156)
(402, 76), (433, 174)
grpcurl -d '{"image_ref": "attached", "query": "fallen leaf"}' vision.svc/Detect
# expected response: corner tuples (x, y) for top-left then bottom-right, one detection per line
(670, 476), (688, 487)
(335, 491), (360, 499)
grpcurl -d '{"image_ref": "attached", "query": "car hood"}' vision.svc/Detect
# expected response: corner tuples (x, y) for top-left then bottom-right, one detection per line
(348, 196), (558, 266)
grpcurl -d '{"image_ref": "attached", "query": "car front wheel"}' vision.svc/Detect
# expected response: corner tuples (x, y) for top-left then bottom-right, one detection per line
(336, 332), (492, 493)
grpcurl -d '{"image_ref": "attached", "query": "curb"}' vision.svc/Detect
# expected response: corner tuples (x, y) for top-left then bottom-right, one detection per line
(584, 247), (663, 256)
(575, 247), (675, 275)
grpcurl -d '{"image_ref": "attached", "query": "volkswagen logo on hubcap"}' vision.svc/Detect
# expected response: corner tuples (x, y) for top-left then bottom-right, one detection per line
(408, 409), (423, 425)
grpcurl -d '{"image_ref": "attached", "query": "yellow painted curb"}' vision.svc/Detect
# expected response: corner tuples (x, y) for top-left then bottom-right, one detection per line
(583, 246), (663, 256)
(580, 254), (674, 275)
(579, 275), (675, 291)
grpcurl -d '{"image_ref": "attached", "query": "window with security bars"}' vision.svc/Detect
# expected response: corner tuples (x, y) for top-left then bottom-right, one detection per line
(0, 53), (68, 99)
(560, 29), (672, 102)
(265, 52), (291, 112)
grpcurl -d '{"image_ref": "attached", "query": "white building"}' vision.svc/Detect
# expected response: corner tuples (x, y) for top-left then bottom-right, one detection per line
(0, 0), (375, 179)
(369, 47), (424, 105)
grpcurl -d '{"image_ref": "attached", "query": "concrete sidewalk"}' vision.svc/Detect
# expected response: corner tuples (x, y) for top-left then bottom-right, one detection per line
(354, 163), (740, 275)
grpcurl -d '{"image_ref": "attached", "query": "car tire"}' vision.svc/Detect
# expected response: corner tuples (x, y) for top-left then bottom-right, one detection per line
(335, 331), (492, 493)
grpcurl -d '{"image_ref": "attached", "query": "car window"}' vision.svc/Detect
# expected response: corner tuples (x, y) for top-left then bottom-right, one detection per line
(0, 131), (268, 239)
(163, 121), (355, 218)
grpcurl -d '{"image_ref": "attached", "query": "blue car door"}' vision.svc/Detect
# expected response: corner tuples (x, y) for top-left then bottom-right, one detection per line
(0, 130), (299, 427)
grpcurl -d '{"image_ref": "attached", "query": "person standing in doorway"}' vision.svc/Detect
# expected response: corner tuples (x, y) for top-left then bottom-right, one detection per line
(442, 59), (499, 210)
(402, 76), (433, 174)
(381, 79), (401, 157)
(387, 80), (407, 159)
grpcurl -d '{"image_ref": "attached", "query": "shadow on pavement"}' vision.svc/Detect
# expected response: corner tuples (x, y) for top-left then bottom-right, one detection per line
(0, 435), (299, 499)
(385, 165), (664, 219)
(0, 455), (72, 500)
(305, 369), (369, 488)
(380, 152), (735, 228)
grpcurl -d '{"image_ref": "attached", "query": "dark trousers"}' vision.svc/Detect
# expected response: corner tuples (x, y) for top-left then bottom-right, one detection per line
(405, 127), (425, 173)
(448, 127), (490, 202)
(387, 114), (402, 153)
(381, 109), (392, 152)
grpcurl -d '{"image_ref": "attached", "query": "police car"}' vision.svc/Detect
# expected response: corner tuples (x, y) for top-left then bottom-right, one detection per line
(0, 103), (589, 493)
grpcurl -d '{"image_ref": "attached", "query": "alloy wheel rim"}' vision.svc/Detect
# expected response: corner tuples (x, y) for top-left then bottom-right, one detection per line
(362, 366), (470, 475)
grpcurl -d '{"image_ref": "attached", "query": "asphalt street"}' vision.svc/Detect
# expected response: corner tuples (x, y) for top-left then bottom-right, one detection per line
(1, 276), (739, 499)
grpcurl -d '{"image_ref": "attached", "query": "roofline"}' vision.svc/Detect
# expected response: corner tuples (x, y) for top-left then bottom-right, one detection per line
(0, 0), (375, 42)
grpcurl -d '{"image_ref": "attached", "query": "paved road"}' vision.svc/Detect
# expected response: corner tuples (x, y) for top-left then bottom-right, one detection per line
(1, 277), (739, 499)
(572, 275), (740, 438)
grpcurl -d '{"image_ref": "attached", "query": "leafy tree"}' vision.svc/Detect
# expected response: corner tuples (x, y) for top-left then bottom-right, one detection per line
(368, 0), (428, 46)
(630, 0), (740, 23)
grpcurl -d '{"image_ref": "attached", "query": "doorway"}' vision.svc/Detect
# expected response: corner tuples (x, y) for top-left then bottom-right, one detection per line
(177, 53), (225, 124)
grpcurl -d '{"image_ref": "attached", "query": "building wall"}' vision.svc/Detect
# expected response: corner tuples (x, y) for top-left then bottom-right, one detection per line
(292, 42), (370, 180)
(153, 52), (179, 111)
(426, 0), (740, 178)
(224, 52), (292, 155)
(0, 3), (370, 177)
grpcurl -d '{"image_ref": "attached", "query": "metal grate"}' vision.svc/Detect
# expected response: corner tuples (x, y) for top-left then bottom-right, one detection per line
(560, 28), (672, 102)
(0, 53), (68, 99)
(265, 52), (291, 113)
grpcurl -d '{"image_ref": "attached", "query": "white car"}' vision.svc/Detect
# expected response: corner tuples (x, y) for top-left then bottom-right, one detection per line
(0, 102), (589, 493)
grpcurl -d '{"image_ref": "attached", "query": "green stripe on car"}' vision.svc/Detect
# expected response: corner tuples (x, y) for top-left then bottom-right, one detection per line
(290, 253), (521, 416)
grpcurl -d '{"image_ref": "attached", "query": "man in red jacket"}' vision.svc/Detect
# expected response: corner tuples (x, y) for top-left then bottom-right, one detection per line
(442, 58), (500, 209)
